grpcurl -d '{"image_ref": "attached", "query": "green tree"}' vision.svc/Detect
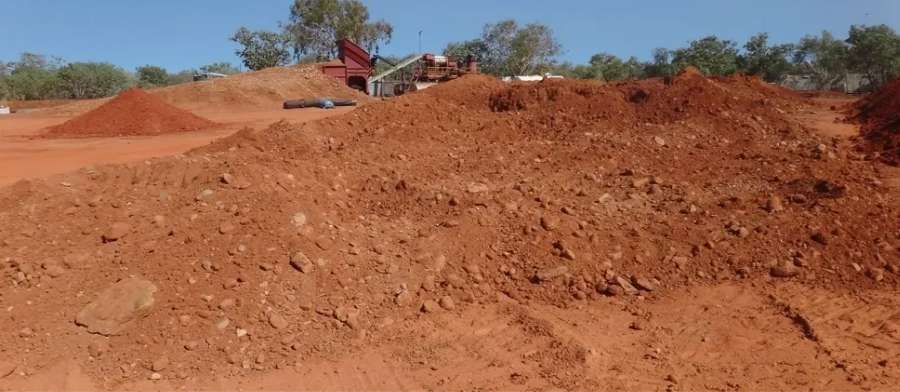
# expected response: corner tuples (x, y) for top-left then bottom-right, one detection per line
(199, 62), (241, 75)
(446, 20), (561, 76)
(57, 62), (129, 99)
(231, 27), (292, 71)
(793, 30), (849, 89)
(740, 33), (795, 81)
(643, 48), (674, 77)
(588, 53), (631, 81)
(672, 36), (740, 75)
(285, 0), (393, 60)
(136, 65), (169, 87)
(443, 39), (489, 64)
(2, 53), (64, 100)
(846, 24), (900, 87)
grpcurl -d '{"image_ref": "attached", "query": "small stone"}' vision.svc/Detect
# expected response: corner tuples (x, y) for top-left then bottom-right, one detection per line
(604, 284), (625, 296)
(540, 216), (558, 231)
(632, 277), (656, 291)
(195, 189), (214, 201)
(765, 195), (784, 213)
(866, 267), (885, 282)
(292, 213), (307, 228)
(259, 263), (275, 271)
(268, 312), (288, 329)
(653, 136), (666, 146)
(151, 357), (169, 372)
(290, 252), (313, 273)
(632, 178), (651, 188)
(770, 261), (799, 278)
(439, 296), (456, 310)
(236, 328), (248, 337)
(75, 278), (157, 336)
(219, 298), (236, 310)
(218, 223), (235, 234)
(614, 276), (639, 295)
(811, 232), (828, 245)
(149, 372), (162, 381)
(102, 222), (131, 243)
(395, 291), (412, 306)
(534, 266), (569, 282)
(88, 341), (109, 357)
(215, 319), (230, 330)
(421, 300), (441, 313)
(221, 173), (235, 185)
(19, 327), (35, 338)
(184, 341), (199, 351)
(421, 275), (436, 292)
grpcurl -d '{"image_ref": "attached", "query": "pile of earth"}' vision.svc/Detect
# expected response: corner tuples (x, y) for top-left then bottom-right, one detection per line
(0, 72), (898, 389)
(43, 64), (371, 116)
(849, 77), (900, 165)
(43, 88), (217, 138)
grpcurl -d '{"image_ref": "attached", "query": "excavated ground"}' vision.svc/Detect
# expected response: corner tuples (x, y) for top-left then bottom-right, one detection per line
(0, 71), (899, 391)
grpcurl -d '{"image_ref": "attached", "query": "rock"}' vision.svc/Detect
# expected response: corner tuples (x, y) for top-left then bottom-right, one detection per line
(534, 266), (569, 282)
(421, 275), (436, 292)
(540, 216), (558, 231)
(421, 300), (441, 313)
(151, 357), (169, 372)
(102, 222), (131, 243)
(604, 284), (625, 296)
(653, 136), (666, 146)
(75, 278), (157, 336)
(221, 173), (235, 185)
(395, 290), (412, 306)
(866, 267), (885, 282)
(614, 276), (639, 295)
(632, 178), (651, 188)
(218, 298), (236, 310)
(259, 263), (275, 271)
(195, 189), (214, 201)
(811, 232), (828, 245)
(632, 277), (656, 291)
(184, 341), (199, 351)
(466, 183), (489, 193)
(218, 223), (235, 234)
(88, 341), (109, 358)
(765, 194), (784, 212)
(149, 372), (162, 381)
(553, 240), (576, 260)
(770, 261), (799, 278)
(268, 312), (288, 329)
(290, 252), (314, 273)
(439, 296), (456, 310)
(292, 212), (307, 228)
(19, 327), (35, 338)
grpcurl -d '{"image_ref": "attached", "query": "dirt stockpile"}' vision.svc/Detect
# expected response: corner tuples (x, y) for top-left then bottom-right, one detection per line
(44, 64), (371, 116)
(1, 74), (898, 390)
(850, 77), (900, 165)
(43, 88), (217, 138)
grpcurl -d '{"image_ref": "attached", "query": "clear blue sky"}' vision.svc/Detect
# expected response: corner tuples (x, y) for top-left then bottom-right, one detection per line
(2, 0), (898, 72)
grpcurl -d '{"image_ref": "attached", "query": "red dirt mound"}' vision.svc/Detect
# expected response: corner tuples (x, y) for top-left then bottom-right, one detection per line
(44, 88), (216, 138)
(849, 77), (900, 165)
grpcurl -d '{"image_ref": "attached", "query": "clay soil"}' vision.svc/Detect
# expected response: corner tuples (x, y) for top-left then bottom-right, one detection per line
(1, 70), (899, 392)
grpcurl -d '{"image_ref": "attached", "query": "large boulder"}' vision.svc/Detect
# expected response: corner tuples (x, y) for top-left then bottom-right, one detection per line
(75, 278), (158, 336)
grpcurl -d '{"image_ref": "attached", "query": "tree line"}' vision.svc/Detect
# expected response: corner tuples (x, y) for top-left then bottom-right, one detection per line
(444, 22), (900, 90)
(0, 53), (240, 101)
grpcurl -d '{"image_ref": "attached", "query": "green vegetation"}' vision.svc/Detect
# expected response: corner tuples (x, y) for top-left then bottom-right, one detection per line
(230, 27), (292, 71)
(444, 20), (561, 76)
(285, 0), (393, 60)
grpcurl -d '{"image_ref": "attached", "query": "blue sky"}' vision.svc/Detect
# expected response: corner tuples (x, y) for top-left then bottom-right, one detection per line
(2, 0), (898, 72)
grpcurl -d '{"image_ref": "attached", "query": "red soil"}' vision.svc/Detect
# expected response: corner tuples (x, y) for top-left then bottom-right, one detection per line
(44, 88), (216, 138)
(850, 77), (900, 165)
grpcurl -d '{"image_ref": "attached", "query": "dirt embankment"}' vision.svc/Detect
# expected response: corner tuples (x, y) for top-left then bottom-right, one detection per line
(42, 64), (372, 117)
(848, 77), (900, 165)
(0, 70), (898, 390)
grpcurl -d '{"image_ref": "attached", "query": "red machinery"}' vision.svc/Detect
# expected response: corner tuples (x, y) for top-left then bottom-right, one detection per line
(320, 39), (373, 93)
(321, 39), (479, 96)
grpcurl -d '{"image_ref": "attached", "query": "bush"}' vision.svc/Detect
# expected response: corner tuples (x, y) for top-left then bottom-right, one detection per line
(57, 62), (130, 99)
(136, 65), (169, 87)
